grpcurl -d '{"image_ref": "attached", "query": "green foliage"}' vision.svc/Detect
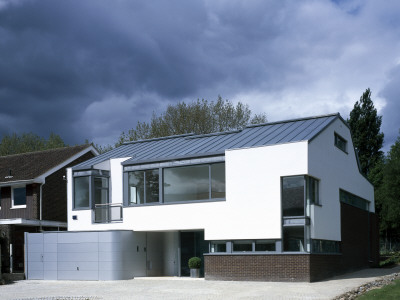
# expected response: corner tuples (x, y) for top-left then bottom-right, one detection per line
(117, 96), (267, 145)
(357, 278), (400, 299)
(348, 88), (384, 177)
(379, 255), (400, 268)
(188, 257), (201, 269)
(375, 134), (400, 235)
(0, 132), (67, 156)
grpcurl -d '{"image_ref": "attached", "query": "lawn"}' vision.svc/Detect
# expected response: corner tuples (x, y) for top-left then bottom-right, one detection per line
(357, 278), (400, 299)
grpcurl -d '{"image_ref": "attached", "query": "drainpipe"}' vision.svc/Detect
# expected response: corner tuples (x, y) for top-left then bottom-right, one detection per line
(39, 183), (45, 232)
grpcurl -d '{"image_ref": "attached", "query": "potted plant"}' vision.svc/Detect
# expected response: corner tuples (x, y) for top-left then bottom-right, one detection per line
(188, 257), (201, 278)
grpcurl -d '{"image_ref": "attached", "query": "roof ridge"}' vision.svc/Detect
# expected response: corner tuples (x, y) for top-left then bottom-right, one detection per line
(122, 133), (196, 145)
(0, 144), (90, 159)
(245, 113), (340, 128)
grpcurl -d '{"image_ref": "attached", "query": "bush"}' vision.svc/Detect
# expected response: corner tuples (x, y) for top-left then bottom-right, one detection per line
(188, 257), (201, 269)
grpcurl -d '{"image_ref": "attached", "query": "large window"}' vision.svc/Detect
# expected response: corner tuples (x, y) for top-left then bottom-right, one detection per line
(73, 170), (109, 210)
(125, 162), (225, 205)
(164, 163), (225, 203)
(12, 186), (26, 207)
(128, 169), (159, 204)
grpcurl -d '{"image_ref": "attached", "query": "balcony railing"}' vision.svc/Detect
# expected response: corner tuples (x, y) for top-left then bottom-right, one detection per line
(94, 203), (123, 223)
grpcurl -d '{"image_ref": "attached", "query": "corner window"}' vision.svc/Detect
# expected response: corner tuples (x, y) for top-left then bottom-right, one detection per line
(334, 133), (347, 153)
(73, 170), (110, 210)
(307, 176), (319, 205)
(283, 227), (305, 252)
(282, 176), (305, 217)
(12, 186), (26, 207)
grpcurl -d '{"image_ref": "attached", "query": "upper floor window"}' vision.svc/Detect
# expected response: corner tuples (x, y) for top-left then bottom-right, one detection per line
(128, 169), (159, 204)
(125, 162), (225, 205)
(334, 133), (347, 153)
(12, 185), (26, 208)
(73, 170), (109, 210)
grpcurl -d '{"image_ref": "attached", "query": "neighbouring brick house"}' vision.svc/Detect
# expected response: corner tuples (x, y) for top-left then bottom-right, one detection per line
(0, 145), (97, 274)
(25, 113), (378, 281)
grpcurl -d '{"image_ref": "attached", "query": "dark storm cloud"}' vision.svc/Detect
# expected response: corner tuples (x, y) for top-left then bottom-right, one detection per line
(0, 0), (400, 147)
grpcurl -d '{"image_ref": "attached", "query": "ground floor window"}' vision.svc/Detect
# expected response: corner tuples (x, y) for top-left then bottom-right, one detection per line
(209, 240), (277, 253)
(283, 227), (305, 252)
(312, 239), (341, 254)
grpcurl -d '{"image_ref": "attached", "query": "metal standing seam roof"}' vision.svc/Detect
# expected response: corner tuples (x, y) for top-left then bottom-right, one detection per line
(72, 113), (342, 170)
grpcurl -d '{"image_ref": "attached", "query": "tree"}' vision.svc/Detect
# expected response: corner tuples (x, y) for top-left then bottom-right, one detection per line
(375, 133), (400, 242)
(118, 96), (267, 145)
(348, 88), (384, 177)
(0, 132), (67, 156)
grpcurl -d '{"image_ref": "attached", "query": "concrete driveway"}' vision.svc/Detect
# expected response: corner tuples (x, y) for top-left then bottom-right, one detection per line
(1, 266), (400, 300)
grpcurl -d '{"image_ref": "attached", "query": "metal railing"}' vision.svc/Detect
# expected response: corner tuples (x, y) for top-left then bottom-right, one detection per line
(94, 203), (123, 223)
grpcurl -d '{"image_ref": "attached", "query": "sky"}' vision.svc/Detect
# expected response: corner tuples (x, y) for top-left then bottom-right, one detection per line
(0, 0), (399, 151)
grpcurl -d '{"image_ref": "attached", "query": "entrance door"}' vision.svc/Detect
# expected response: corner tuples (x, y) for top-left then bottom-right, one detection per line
(180, 231), (208, 276)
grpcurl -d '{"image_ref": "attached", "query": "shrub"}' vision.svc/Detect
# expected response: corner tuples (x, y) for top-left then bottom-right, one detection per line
(188, 257), (201, 269)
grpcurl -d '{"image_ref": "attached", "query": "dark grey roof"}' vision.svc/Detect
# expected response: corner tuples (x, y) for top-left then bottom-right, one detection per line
(73, 113), (341, 170)
(0, 145), (94, 182)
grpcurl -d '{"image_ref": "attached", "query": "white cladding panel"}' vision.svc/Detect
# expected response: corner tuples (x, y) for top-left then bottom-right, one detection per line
(308, 118), (374, 241)
(68, 142), (308, 241)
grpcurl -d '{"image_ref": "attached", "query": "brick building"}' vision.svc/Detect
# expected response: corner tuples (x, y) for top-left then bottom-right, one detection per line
(0, 145), (97, 274)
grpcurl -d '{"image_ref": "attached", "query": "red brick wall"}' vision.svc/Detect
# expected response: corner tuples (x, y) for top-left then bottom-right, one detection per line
(205, 254), (311, 282)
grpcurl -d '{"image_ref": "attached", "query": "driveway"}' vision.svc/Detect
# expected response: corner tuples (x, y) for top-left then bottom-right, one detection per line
(1, 266), (400, 300)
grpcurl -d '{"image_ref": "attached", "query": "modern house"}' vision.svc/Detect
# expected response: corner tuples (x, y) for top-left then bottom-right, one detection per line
(25, 113), (378, 281)
(0, 145), (97, 275)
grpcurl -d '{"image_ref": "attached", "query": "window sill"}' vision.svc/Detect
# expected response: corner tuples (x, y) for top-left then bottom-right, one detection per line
(126, 198), (226, 207)
(11, 205), (27, 209)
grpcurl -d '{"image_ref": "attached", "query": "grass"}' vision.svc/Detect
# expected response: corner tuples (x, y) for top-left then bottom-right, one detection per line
(357, 279), (400, 299)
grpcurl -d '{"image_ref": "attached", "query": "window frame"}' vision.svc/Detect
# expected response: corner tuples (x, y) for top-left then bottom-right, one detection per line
(11, 185), (27, 209)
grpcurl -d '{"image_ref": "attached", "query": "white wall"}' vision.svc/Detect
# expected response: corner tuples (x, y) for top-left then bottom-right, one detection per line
(68, 142), (309, 241)
(308, 118), (374, 241)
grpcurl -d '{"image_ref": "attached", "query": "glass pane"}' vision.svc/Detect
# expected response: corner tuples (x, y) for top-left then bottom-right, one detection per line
(164, 165), (209, 202)
(307, 177), (319, 205)
(211, 163), (225, 199)
(74, 176), (89, 208)
(128, 171), (144, 204)
(233, 241), (252, 252)
(255, 240), (275, 251)
(13, 187), (26, 206)
(210, 242), (227, 253)
(283, 227), (305, 252)
(94, 177), (109, 205)
(282, 176), (305, 217)
(145, 169), (159, 203)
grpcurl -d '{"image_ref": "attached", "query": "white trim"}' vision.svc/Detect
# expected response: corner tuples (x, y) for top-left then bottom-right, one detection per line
(0, 218), (67, 227)
(0, 179), (36, 187)
(35, 145), (98, 182)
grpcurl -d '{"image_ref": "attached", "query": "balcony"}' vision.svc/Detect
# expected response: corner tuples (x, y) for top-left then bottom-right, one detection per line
(94, 203), (123, 223)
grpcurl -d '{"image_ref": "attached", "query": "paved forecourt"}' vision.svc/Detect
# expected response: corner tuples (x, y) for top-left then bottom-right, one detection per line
(1, 266), (400, 300)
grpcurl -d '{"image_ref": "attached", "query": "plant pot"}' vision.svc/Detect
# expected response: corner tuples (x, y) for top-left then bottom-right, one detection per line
(190, 268), (200, 278)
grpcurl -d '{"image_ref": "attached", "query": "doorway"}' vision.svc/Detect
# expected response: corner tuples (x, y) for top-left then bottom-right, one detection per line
(180, 231), (208, 276)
